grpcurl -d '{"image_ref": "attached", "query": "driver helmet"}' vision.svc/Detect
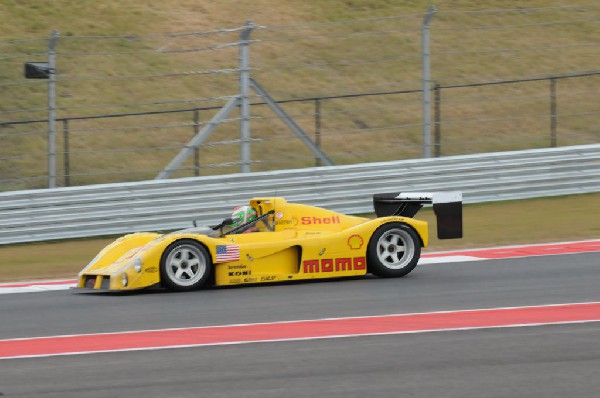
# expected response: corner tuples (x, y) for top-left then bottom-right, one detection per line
(231, 205), (257, 228)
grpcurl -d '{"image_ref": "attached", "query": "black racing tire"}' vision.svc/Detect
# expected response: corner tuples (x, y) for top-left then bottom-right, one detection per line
(160, 239), (212, 291)
(367, 222), (421, 278)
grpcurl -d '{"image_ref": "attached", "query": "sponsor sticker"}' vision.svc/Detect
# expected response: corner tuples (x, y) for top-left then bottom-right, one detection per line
(303, 257), (366, 273)
(229, 270), (251, 277)
(301, 216), (340, 225)
(347, 235), (364, 250)
(276, 217), (298, 226)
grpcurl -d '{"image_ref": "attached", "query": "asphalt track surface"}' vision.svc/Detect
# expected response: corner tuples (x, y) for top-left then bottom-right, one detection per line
(1, 252), (599, 397)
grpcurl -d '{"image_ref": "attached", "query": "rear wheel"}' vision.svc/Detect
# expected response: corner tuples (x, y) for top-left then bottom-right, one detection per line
(367, 223), (421, 278)
(160, 240), (211, 291)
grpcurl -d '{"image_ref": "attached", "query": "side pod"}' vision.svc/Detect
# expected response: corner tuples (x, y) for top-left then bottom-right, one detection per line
(373, 192), (463, 239)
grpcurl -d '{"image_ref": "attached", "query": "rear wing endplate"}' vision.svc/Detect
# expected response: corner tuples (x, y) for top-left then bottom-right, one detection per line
(373, 192), (463, 239)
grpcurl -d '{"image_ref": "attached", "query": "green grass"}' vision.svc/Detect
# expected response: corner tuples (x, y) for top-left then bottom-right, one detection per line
(0, 193), (598, 282)
(1, 1), (599, 189)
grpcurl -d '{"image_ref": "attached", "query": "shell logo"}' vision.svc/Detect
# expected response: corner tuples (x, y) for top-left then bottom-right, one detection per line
(347, 235), (364, 250)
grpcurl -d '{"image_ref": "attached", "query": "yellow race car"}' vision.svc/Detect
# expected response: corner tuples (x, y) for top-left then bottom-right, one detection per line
(77, 192), (462, 292)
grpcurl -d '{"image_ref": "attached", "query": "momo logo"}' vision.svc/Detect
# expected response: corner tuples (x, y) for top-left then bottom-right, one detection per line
(301, 216), (341, 225)
(303, 257), (366, 273)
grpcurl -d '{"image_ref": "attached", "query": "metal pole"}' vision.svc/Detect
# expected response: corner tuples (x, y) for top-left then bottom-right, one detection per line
(250, 78), (334, 166)
(550, 78), (557, 148)
(239, 21), (254, 173)
(156, 97), (239, 179)
(47, 29), (59, 188)
(421, 5), (436, 159)
(193, 109), (200, 176)
(62, 119), (70, 187)
(315, 99), (322, 166)
(434, 83), (441, 157)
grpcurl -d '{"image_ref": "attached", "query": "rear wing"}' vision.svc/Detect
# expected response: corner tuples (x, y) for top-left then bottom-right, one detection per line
(373, 192), (463, 239)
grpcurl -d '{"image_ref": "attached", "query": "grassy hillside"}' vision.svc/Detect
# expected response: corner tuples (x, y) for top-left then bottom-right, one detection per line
(1, 1), (598, 189)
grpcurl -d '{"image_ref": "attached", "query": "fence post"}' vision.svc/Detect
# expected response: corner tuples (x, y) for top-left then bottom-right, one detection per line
(315, 98), (322, 167)
(239, 21), (254, 173)
(193, 109), (200, 176)
(421, 5), (437, 159)
(434, 83), (441, 157)
(550, 78), (557, 148)
(62, 119), (70, 187)
(47, 29), (59, 188)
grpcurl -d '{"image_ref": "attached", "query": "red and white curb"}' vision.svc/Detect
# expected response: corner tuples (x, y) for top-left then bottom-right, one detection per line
(0, 279), (77, 295)
(420, 239), (600, 262)
(1, 239), (599, 295)
(1, 302), (599, 360)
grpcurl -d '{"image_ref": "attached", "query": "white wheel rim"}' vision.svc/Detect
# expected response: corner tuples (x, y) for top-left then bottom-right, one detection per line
(376, 228), (415, 270)
(165, 244), (207, 287)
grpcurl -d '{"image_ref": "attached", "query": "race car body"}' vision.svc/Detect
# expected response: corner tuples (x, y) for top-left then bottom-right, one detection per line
(77, 193), (462, 292)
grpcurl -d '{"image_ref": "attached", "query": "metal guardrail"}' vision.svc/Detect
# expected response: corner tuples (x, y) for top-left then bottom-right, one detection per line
(1, 144), (599, 245)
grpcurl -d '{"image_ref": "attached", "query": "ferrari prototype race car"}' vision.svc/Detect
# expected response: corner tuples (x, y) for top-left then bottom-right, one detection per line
(77, 192), (462, 292)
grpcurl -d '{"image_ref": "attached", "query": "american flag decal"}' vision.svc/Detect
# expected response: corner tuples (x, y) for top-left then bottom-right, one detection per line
(215, 245), (240, 262)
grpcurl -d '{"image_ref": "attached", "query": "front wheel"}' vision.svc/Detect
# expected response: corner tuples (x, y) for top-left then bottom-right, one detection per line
(160, 240), (212, 291)
(367, 223), (421, 278)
